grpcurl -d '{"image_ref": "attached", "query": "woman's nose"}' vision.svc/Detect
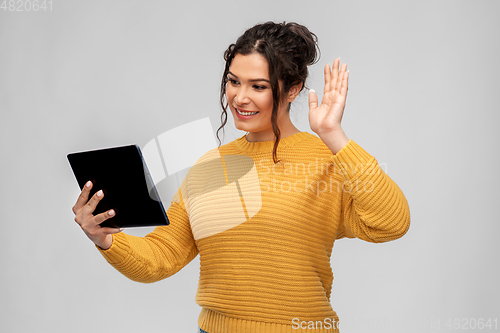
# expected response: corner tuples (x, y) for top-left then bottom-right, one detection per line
(234, 90), (250, 105)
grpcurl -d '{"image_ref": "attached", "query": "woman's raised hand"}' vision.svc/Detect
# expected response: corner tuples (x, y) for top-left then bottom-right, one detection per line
(72, 181), (122, 250)
(309, 58), (349, 135)
(308, 58), (350, 154)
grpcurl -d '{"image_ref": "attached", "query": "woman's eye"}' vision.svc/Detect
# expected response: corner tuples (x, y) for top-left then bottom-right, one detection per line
(229, 79), (239, 85)
(254, 85), (266, 91)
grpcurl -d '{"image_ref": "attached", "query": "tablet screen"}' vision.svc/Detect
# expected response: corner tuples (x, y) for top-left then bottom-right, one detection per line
(67, 145), (170, 228)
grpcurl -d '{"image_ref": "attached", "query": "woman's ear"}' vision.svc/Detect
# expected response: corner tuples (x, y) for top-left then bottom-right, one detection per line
(287, 83), (303, 103)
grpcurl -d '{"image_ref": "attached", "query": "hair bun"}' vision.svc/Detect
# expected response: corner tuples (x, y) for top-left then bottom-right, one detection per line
(287, 23), (320, 66)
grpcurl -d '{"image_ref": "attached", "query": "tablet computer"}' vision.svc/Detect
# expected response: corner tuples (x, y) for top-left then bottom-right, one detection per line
(67, 145), (170, 228)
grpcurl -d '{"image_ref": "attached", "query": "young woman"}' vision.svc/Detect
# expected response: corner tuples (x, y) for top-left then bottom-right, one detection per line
(73, 21), (410, 333)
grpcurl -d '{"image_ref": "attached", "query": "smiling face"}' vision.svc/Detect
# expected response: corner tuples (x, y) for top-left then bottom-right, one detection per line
(226, 52), (299, 142)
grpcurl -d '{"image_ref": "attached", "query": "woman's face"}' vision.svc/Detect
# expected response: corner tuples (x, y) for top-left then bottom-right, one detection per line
(226, 52), (286, 140)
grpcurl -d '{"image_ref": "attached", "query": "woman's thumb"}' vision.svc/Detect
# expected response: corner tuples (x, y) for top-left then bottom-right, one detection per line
(308, 89), (318, 110)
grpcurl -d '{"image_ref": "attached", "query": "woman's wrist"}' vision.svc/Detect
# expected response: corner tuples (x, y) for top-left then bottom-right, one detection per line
(97, 234), (113, 251)
(319, 129), (349, 155)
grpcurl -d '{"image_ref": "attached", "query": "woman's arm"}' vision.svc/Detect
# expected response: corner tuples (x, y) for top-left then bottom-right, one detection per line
(331, 140), (410, 242)
(73, 182), (198, 283)
(96, 198), (199, 283)
(309, 58), (410, 242)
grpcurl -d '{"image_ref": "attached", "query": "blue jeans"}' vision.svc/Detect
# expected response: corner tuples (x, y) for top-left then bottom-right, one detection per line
(198, 328), (209, 333)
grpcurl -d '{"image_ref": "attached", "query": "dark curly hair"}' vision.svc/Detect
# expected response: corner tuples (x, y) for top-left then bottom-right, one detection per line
(217, 21), (320, 164)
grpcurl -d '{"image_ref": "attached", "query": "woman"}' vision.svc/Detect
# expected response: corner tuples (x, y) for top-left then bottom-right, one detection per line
(73, 21), (410, 333)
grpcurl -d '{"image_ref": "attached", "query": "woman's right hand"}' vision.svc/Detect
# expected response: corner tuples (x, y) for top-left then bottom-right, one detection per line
(72, 180), (123, 250)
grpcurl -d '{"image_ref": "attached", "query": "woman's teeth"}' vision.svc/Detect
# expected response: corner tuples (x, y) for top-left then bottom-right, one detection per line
(236, 108), (259, 116)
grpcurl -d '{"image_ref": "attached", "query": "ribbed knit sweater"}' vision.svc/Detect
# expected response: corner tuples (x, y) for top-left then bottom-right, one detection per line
(97, 132), (410, 332)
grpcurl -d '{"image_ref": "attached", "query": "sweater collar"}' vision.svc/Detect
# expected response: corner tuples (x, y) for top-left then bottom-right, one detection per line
(234, 131), (312, 153)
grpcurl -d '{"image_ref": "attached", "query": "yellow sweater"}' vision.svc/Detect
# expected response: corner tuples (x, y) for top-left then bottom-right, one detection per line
(97, 132), (410, 332)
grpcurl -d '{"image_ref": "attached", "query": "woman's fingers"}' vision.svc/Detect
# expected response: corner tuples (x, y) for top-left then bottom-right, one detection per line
(86, 224), (121, 239)
(317, 58), (348, 109)
(83, 189), (105, 216)
(100, 227), (123, 235)
(74, 189), (112, 229)
(340, 70), (349, 97)
(308, 89), (318, 111)
(77, 209), (119, 249)
(72, 180), (93, 214)
(331, 58), (339, 88)
(71, 181), (119, 250)
(324, 63), (331, 96)
(324, 58), (346, 94)
(94, 209), (116, 225)
(334, 61), (347, 93)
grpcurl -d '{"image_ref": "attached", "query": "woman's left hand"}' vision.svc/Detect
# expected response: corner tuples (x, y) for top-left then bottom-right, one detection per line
(309, 58), (350, 154)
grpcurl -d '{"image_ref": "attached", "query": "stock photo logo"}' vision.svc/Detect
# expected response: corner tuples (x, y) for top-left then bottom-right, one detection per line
(141, 117), (262, 240)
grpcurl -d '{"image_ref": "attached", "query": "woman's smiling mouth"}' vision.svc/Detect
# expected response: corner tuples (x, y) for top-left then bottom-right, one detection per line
(235, 107), (259, 117)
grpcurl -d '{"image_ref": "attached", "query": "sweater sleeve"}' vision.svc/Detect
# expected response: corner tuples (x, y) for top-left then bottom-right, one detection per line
(332, 140), (410, 243)
(95, 188), (199, 283)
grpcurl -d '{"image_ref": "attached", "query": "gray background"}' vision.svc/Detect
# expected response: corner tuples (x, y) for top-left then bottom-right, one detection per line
(1, 0), (499, 332)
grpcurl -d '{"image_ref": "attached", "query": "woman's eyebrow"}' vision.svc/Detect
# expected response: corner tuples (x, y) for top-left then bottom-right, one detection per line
(228, 71), (270, 84)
